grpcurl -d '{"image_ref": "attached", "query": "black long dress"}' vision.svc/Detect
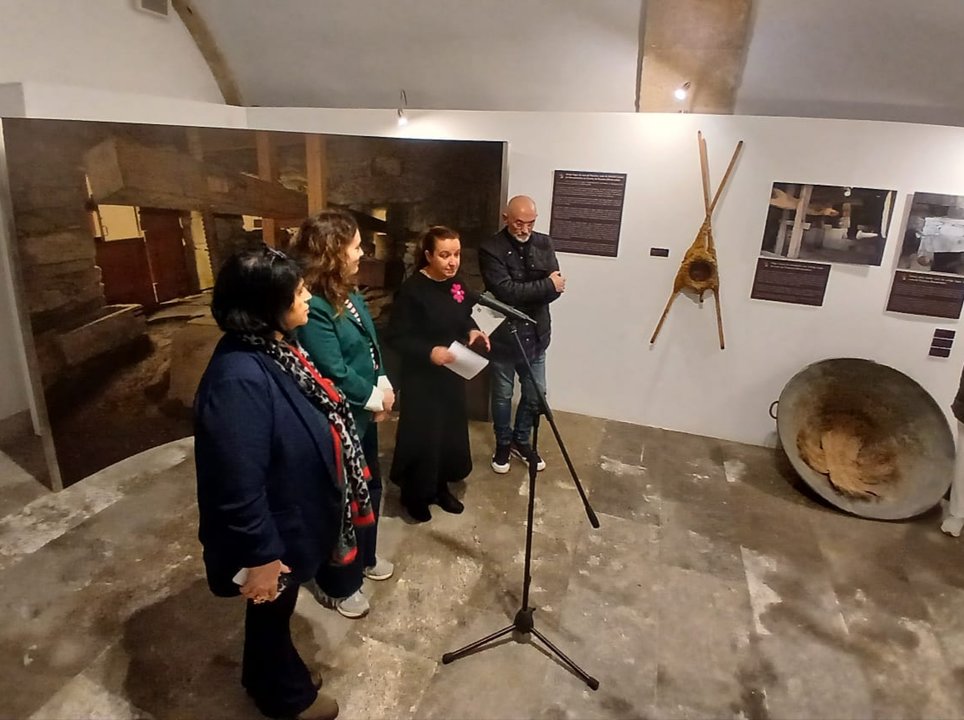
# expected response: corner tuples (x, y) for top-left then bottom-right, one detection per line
(386, 271), (477, 506)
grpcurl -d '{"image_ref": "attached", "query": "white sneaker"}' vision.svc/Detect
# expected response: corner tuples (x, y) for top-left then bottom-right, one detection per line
(491, 444), (511, 474)
(942, 515), (964, 538)
(332, 589), (370, 619)
(364, 557), (395, 581)
(307, 581), (370, 619)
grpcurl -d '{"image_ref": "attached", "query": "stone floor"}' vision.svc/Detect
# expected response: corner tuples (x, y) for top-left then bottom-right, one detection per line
(2, 412), (964, 719)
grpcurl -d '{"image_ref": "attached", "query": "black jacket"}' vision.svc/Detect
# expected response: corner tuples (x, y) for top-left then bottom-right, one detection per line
(478, 228), (561, 360)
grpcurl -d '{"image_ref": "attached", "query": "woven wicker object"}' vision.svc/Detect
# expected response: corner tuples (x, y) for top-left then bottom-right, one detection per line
(650, 133), (743, 350)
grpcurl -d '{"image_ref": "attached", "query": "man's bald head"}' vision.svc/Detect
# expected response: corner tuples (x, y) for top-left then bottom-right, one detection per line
(504, 195), (538, 241)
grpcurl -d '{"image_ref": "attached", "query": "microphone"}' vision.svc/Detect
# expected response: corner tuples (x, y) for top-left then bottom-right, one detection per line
(472, 291), (536, 325)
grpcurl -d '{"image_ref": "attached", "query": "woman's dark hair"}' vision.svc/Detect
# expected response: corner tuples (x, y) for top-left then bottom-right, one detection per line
(417, 225), (460, 269)
(211, 246), (302, 337)
(284, 210), (359, 313)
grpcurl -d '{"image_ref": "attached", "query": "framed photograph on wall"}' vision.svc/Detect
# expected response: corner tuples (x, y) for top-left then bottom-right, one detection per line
(896, 192), (964, 276)
(759, 182), (896, 267)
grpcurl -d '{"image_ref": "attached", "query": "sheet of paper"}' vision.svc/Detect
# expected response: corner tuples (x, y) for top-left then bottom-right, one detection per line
(445, 341), (489, 380)
(471, 303), (505, 336)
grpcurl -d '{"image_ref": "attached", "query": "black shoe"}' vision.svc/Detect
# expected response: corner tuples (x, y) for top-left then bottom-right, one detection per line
(403, 500), (432, 523)
(510, 442), (546, 471)
(491, 444), (511, 474)
(435, 486), (464, 514)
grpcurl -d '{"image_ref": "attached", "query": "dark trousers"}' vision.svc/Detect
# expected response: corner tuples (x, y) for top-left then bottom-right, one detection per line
(315, 422), (382, 598)
(241, 581), (316, 718)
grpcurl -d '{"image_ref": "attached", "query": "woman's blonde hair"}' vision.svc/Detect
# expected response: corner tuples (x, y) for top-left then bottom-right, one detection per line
(285, 210), (359, 313)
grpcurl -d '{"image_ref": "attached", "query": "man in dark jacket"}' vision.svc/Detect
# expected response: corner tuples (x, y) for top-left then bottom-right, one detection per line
(479, 195), (566, 473)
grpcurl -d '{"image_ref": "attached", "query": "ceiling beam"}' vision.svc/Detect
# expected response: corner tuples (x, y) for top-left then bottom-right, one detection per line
(638, 0), (752, 114)
(85, 136), (307, 218)
(171, 0), (244, 106)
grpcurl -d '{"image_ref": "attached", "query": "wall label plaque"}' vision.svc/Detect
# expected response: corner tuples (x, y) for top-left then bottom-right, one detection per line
(549, 170), (626, 257)
(750, 258), (830, 306)
(887, 271), (964, 320)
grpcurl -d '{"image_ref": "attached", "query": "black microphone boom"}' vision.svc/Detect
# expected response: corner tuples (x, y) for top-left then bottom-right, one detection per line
(474, 291), (536, 325)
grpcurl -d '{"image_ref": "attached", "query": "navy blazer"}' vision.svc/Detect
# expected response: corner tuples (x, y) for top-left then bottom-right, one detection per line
(194, 334), (342, 597)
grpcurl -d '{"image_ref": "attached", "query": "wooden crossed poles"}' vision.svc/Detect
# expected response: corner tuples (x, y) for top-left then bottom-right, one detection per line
(650, 132), (743, 350)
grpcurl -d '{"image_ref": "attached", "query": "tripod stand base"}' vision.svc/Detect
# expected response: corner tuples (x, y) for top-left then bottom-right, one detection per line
(441, 608), (600, 691)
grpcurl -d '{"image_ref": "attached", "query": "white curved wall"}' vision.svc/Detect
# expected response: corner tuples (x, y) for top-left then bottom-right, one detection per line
(0, 0), (221, 103)
(736, 0), (964, 127)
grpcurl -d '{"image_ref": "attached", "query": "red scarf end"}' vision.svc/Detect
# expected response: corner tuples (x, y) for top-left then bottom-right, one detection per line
(353, 509), (376, 528)
(334, 546), (358, 566)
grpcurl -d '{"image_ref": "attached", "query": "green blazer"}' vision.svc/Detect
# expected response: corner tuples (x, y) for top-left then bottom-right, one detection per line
(297, 292), (390, 435)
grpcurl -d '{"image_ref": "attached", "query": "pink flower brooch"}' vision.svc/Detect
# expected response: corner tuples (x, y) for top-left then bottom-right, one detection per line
(451, 283), (465, 303)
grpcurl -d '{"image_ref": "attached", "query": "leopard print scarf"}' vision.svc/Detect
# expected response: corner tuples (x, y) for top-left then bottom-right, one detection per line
(240, 333), (374, 567)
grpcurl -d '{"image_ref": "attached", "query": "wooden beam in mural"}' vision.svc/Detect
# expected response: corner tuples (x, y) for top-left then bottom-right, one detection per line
(256, 132), (280, 246)
(85, 137), (308, 219)
(305, 134), (328, 215)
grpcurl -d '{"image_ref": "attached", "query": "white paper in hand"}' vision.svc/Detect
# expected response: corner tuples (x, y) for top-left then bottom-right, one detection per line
(445, 341), (489, 380)
(471, 303), (505, 336)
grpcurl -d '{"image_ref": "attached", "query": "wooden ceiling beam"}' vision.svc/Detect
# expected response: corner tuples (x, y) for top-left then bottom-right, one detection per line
(85, 136), (307, 219)
(638, 0), (752, 114)
(171, 0), (244, 106)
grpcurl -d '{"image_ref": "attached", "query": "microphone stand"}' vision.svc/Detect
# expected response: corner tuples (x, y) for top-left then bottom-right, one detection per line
(441, 318), (600, 690)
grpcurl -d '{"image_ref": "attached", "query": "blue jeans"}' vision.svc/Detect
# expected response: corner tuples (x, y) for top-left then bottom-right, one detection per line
(490, 352), (547, 447)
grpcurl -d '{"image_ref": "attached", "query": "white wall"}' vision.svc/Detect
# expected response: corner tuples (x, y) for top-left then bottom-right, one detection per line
(737, 0), (964, 127)
(247, 107), (964, 446)
(0, 0), (222, 103)
(0, 0), (222, 425)
(0, 169), (31, 424)
(191, 0), (641, 111)
(0, 85), (27, 423)
(4, 83), (964, 446)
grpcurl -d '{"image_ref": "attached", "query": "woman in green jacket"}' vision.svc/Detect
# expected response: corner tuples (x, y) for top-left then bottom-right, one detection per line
(285, 210), (395, 619)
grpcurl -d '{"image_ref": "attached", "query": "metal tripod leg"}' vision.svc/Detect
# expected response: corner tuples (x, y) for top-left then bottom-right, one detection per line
(531, 627), (600, 690)
(441, 624), (515, 664)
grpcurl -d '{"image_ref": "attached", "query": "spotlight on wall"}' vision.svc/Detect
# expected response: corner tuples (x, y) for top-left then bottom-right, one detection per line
(674, 82), (691, 101)
(397, 89), (409, 126)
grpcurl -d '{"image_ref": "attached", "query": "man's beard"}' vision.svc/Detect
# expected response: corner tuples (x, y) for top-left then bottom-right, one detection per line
(512, 230), (531, 242)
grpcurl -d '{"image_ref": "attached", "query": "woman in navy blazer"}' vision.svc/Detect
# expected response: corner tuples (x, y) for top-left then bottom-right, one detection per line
(195, 247), (354, 720)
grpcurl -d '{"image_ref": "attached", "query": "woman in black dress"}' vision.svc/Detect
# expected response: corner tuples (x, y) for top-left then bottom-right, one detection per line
(386, 226), (490, 522)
